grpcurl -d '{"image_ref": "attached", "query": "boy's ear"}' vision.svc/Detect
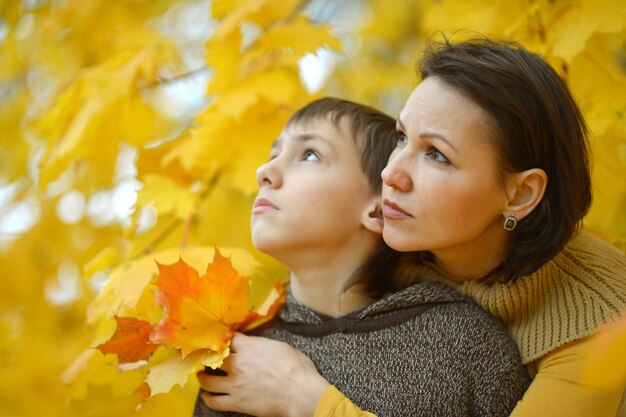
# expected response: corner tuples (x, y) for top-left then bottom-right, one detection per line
(504, 168), (547, 221)
(362, 198), (383, 234)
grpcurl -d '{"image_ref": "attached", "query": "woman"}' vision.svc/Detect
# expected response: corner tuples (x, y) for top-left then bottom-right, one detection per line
(198, 38), (626, 417)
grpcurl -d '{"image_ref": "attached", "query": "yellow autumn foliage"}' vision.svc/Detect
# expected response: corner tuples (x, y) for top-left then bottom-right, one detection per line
(1, 0), (625, 416)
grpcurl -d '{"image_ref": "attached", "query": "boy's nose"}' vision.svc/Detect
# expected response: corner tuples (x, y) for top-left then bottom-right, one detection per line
(256, 162), (282, 188)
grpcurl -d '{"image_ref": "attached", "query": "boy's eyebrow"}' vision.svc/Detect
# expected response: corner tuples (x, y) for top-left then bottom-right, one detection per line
(270, 138), (282, 150)
(293, 132), (334, 146)
(271, 133), (332, 148)
(396, 117), (458, 154)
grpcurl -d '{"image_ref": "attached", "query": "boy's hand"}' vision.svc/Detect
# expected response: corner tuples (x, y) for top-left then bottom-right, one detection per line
(198, 333), (330, 417)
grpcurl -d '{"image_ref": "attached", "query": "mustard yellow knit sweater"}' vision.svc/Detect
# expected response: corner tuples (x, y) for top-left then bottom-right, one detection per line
(400, 230), (626, 364)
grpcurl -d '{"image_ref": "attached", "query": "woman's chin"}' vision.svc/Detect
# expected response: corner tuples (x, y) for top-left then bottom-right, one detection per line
(382, 232), (419, 252)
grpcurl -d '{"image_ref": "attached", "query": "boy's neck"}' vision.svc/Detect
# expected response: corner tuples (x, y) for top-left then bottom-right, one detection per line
(290, 276), (373, 318)
(286, 245), (377, 317)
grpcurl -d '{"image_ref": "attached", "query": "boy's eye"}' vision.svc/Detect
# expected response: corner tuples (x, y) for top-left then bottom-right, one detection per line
(425, 146), (450, 164)
(396, 131), (408, 148)
(302, 150), (320, 161)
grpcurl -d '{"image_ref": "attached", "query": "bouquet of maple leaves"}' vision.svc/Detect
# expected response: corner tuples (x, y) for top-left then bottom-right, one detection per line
(93, 248), (284, 399)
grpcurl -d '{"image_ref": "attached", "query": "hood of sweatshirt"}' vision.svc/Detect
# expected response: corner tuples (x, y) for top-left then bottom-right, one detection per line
(277, 280), (466, 337)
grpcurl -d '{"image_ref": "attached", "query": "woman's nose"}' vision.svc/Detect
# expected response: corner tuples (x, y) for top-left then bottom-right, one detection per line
(256, 160), (282, 188)
(382, 152), (412, 192)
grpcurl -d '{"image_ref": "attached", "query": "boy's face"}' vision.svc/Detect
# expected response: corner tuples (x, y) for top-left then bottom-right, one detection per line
(251, 116), (377, 261)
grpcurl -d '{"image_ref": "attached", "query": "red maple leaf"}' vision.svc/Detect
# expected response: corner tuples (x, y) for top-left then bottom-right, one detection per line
(97, 316), (158, 363)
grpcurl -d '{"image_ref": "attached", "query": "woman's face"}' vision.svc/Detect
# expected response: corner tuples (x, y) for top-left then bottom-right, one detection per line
(381, 77), (511, 262)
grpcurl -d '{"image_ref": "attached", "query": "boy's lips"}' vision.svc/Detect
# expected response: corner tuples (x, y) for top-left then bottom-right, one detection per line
(252, 197), (278, 213)
(382, 199), (412, 219)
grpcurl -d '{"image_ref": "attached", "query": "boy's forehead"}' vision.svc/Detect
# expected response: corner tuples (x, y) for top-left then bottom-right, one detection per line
(276, 117), (355, 147)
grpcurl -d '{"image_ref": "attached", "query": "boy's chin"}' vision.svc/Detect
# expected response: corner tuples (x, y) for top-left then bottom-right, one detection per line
(251, 236), (280, 256)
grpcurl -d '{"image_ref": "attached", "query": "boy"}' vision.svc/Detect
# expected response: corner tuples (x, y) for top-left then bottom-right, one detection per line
(194, 98), (529, 417)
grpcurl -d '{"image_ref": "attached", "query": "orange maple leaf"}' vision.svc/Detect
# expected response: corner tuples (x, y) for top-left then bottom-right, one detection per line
(239, 281), (286, 331)
(97, 316), (158, 363)
(151, 249), (253, 357)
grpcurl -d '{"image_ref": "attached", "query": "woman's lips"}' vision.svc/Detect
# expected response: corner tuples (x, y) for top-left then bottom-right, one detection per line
(252, 197), (278, 214)
(382, 199), (412, 219)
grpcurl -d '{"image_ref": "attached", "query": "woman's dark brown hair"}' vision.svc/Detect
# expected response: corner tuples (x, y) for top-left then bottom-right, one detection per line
(418, 37), (592, 280)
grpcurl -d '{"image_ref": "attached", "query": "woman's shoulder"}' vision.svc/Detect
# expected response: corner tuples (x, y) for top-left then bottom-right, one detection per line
(556, 230), (626, 273)
(464, 230), (626, 311)
(465, 230), (626, 363)
(545, 230), (626, 305)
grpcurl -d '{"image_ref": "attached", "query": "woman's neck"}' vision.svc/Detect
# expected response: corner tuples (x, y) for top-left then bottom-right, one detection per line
(429, 230), (510, 281)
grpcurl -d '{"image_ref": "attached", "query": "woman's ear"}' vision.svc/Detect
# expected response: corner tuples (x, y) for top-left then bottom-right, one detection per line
(362, 198), (384, 234)
(505, 168), (548, 220)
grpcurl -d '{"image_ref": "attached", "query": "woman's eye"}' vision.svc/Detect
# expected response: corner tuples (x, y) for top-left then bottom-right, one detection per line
(396, 131), (408, 148)
(425, 147), (450, 164)
(302, 150), (320, 161)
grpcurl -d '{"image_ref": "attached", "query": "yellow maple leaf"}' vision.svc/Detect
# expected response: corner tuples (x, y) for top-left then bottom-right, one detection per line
(162, 114), (230, 174)
(420, 0), (529, 41)
(136, 174), (198, 221)
(35, 49), (177, 189)
(83, 246), (120, 280)
(547, 0), (625, 61)
(145, 348), (229, 397)
(61, 349), (147, 400)
(205, 28), (244, 95)
(258, 16), (343, 57)
(362, 0), (421, 45)
(248, 0), (301, 27)
(164, 98), (294, 195)
(211, 0), (269, 40)
(0, 90), (30, 181)
(568, 34), (626, 137)
(215, 69), (300, 120)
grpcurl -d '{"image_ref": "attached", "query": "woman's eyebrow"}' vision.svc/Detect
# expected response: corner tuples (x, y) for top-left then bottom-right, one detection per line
(397, 117), (458, 154)
(419, 132), (458, 154)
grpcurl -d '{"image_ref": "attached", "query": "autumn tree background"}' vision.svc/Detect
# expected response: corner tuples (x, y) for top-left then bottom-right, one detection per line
(1, 0), (625, 416)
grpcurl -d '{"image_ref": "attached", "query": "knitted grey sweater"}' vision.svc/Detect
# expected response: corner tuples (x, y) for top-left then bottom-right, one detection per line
(194, 281), (529, 417)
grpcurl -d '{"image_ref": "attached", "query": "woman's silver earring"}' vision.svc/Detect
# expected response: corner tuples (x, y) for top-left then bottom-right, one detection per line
(503, 215), (517, 231)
